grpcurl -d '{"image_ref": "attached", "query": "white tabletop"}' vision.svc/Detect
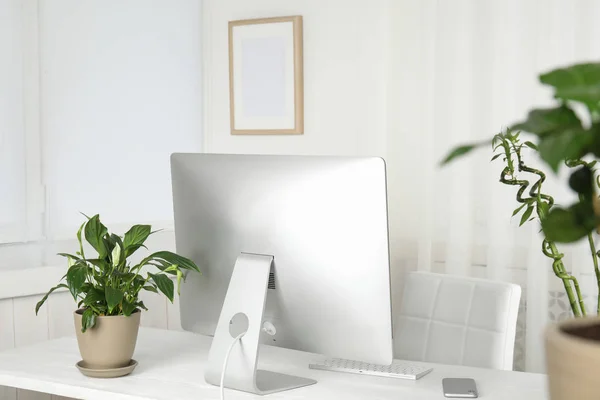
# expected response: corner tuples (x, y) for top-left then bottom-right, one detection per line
(0, 328), (547, 399)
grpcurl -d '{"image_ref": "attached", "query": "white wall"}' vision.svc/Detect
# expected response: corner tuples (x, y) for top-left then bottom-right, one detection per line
(40, 0), (204, 238)
(203, 0), (388, 157)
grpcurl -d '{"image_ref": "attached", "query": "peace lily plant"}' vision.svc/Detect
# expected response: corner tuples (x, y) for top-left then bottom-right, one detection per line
(35, 214), (200, 375)
(442, 62), (600, 400)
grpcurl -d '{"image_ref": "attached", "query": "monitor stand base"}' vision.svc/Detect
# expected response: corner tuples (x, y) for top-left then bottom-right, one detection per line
(204, 253), (317, 395)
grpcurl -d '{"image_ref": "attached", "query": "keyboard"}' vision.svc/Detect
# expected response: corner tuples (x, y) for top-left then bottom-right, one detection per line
(309, 358), (433, 380)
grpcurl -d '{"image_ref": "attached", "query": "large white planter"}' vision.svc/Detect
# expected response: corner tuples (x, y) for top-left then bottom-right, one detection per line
(545, 316), (600, 400)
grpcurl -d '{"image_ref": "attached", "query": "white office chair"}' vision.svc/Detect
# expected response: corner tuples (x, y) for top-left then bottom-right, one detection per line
(394, 271), (521, 370)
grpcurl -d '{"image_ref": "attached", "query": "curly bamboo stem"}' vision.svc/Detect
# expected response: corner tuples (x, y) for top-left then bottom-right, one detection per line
(499, 167), (529, 204)
(491, 133), (592, 317)
(542, 240), (585, 317)
(519, 163), (554, 208)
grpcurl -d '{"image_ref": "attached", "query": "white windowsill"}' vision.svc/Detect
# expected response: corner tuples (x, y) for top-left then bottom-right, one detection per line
(0, 263), (179, 301)
(0, 265), (66, 300)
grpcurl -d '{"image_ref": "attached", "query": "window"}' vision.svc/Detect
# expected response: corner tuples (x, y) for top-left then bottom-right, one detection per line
(0, 0), (31, 243)
(1, 1), (203, 271)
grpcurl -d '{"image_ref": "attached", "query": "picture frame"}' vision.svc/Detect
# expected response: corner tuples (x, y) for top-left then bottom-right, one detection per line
(228, 16), (304, 135)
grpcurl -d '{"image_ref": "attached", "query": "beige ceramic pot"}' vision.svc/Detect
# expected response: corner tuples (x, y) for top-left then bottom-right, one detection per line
(545, 316), (600, 400)
(74, 309), (141, 369)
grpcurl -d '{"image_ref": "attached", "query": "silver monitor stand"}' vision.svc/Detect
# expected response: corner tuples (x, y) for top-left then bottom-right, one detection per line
(204, 253), (316, 394)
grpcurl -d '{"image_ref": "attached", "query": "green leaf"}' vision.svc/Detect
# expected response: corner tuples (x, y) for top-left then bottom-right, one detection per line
(142, 285), (158, 293)
(590, 125), (600, 158)
(76, 220), (86, 259)
(136, 301), (148, 311)
(131, 275), (146, 289)
(86, 258), (110, 275)
(491, 153), (502, 162)
(542, 202), (596, 243)
(440, 145), (477, 165)
(538, 200), (550, 220)
(86, 258), (109, 268)
(512, 105), (582, 137)
(537, 128), (594, 172)
(523, 141), (539, 151)
(58, 253), (81, 261)
(82, 288), (105, 306)
(520, 205), (534, 226)
(84, 215), (109, 259)
(81, 308), (96, 333)
(147, 260), (177, 276)
(569, 166), (594, 197)
(104, 234), (124, 261)
(123, 225), (152, 257)
(105, 287), (124, 313)
(57, 252), (79, 270)
(162, 264), (179, 274)
(512, 203), (526, 217)
(146, 251), (201, 273)
(79, 282), (92, 294)
(150, 273), (174, 302)
(492, 136), (502, 151)
(122, 301), (137, 316)
(66, 263), (88, 300)
(35, 284), (68, 315)
(540, 63), (600, 109)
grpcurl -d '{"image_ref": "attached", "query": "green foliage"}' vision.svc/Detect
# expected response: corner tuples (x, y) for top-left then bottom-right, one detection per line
(454, 129), (593, 316)
(35, 215), (201, 333)
(440, 144), (479, 165)
(540, 63), (600, 109)
(512, 106), (582, 138)
(123, 225), (152, 257)
(520, 205), (534, 227)
(569, 166), (594, 197)
(442, 61), (600, 242)
(441, 61), (600, 317)
(537, 128), (593, 172)
(542, 203), (595, 243)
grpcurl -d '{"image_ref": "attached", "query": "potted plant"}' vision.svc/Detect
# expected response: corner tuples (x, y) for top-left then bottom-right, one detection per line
(35, 214), (200, 377)
(442, 62), (600, 399)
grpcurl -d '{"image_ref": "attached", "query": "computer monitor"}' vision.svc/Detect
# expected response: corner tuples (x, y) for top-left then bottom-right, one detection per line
(171, 154), (393, 394)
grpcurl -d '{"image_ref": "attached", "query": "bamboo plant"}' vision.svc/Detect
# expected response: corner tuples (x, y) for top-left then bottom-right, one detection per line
(443, 61), (600, 317)
(485, 130), (598, 316)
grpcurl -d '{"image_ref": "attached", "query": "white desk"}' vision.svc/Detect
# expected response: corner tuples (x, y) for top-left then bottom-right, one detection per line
(0, 328), (546, 399)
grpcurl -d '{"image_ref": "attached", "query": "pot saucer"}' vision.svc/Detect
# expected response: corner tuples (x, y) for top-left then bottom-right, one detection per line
(76, 359), (138, 378)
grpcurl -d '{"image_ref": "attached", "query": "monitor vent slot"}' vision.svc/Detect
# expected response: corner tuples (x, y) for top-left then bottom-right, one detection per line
(268, 270), (276, 290)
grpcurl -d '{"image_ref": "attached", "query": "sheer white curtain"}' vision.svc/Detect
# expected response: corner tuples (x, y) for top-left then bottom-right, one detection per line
(386, 0), (600, 372)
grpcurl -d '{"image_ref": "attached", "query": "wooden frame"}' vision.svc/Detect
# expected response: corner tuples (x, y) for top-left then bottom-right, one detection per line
(228, 16), (304, 135)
